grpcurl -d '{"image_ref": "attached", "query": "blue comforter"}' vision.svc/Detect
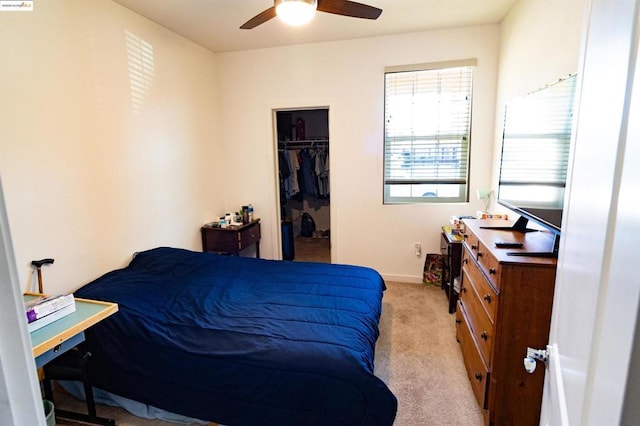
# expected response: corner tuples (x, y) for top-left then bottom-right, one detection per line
(75, 247), (397, 425)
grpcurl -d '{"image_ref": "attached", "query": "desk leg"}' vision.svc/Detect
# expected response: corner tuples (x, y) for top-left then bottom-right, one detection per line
(43, 347), (115, 426)
(256, 241), (260, 259)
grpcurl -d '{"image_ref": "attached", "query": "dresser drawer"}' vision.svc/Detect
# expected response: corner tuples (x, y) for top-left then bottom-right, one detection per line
(462, 250), (498, 324)
(464, 230), (480, 260)
(239, 222), (261, 251)
(476, 241), (502, 291)
(456, 304), (489, 409)
(460, 267), (495, 365)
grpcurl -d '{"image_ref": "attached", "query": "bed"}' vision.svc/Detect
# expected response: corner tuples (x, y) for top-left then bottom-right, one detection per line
(72, 247), (397, 425)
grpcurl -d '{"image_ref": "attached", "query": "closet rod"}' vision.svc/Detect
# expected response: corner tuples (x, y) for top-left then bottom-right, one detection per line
(278, 140), (329, 149)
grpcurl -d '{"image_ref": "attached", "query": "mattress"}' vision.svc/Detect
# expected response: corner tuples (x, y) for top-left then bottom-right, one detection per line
(74, 247), (397, 425)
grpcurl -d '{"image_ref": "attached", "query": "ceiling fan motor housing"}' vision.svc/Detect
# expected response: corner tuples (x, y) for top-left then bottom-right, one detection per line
(275, 0), (318, 26)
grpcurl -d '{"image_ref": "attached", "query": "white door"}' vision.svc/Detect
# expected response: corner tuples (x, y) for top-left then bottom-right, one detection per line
(539, 0), (640, 424)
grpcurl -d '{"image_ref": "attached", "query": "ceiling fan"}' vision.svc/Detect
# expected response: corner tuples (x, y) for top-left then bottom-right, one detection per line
(240, 0), (383, 30)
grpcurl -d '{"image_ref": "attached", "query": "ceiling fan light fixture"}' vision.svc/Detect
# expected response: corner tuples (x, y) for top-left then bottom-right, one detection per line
(275, 0), (317, 26)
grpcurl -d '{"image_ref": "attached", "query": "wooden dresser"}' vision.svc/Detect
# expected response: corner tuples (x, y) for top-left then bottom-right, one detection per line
(456, 219), (557, 425)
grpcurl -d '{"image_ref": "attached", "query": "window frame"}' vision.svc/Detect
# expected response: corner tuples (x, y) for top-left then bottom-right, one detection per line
(383, 59), (476, 204)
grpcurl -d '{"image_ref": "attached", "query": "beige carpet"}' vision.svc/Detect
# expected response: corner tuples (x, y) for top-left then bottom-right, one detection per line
(52, 282), (482, 425)
(375, 282), (483, 426)
(293, 236), (331, 263)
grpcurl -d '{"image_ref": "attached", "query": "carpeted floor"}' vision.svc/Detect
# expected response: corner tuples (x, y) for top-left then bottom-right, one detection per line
(293, 236), (331, 263)
(375, 282), (483, 426)
(51, 281), (482, 426)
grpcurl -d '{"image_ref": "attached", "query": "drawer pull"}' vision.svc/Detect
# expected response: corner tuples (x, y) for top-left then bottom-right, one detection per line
(460, 286), (467, 294)
(483, 294), (492, 303)
(475, 372), (483, 381)
(471, 244), (478, 251)
(455, 319), (461, 324)
(481, 331), (489, 341)
(463, 258), (469, 265)
(489, 268), (496, 275)
(477, 252), (483, 258)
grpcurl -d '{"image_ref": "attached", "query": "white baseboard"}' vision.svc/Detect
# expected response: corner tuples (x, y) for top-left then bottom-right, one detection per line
(381, 274), (423, 284)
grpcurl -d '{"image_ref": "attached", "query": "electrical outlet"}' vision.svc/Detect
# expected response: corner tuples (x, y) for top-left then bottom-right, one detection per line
(414, 242), (422, 257)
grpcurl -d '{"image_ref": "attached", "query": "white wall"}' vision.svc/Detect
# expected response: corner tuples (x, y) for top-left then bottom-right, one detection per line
(216, 26), (500, 282)
(0, 0), (222, 295)
(492, 0), (585, 201)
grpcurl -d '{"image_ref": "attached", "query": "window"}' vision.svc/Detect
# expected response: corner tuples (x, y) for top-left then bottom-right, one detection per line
(383, 59), (475, 203)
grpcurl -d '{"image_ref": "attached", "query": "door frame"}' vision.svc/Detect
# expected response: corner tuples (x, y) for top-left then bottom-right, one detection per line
(270, 105), (332, 261)
(0, 177), (47, 425)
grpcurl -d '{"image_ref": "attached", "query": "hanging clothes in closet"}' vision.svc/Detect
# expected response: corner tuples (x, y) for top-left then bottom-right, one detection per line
(279, 143), (329, 202)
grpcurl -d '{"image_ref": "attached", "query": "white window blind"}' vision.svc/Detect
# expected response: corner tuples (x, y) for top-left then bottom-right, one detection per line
(384, 60), (475, 203)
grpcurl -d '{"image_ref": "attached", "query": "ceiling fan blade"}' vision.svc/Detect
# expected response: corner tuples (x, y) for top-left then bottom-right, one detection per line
(317, 0), (382, 20)
(240, 6), (277, 29)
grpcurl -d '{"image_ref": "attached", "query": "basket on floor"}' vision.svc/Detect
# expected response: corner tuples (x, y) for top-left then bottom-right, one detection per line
(423, 253), (443, 286)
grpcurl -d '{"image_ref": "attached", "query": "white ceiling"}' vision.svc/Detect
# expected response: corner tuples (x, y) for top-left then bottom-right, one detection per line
(112, 0), (518, 53)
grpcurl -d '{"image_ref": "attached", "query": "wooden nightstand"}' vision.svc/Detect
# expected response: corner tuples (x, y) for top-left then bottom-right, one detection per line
(201, 219), (261, 257)
(441, 226), (463, 314)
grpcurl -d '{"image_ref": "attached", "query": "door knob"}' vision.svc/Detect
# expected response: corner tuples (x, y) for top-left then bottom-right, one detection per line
(524, 356), (537, 373)
(523, 346), (549, 374)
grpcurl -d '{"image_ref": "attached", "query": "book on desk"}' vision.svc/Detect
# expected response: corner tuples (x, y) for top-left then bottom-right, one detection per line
(24, 293), (76, 333)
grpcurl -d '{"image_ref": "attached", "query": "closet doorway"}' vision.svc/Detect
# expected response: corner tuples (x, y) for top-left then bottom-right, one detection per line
(275, 108), (331, 263)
